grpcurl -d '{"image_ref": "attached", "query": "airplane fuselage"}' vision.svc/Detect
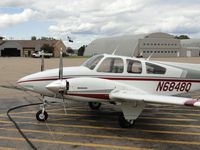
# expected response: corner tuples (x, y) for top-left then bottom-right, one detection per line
(18, 54), (200, 102)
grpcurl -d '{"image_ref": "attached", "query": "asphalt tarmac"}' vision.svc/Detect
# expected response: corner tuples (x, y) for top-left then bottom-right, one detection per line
(0, 89), (200, 150)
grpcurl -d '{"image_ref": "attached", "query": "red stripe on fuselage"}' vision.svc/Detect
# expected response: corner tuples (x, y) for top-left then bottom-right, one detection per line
(67, 93), (109, 99)
(18, 76), (200, 84)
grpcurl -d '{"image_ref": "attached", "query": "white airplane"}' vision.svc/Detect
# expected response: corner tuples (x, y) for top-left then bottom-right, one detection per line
(17, 52), (200, 128)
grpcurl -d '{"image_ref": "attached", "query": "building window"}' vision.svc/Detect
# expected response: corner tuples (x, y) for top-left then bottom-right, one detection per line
(143, 51), (146, 53)
(143, 43), (146, 45)
(165, 51), (167, 53)
(168, 51), (170, 53)
(147, 51), (149, 53)
(161, 51), (163, 53)
(158, 43), (160, 46)
(158, 51), (160, 53)
(147, 43), (149, 45)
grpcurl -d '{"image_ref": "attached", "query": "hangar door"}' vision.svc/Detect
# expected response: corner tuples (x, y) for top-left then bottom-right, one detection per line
(1, 48), (20, 57)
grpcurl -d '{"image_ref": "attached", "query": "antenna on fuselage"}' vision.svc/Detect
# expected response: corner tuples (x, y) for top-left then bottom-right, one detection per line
(146, 52), (154, 61)
(136, 51), (143, 58)
(111, 45), (119, 55)
(41, 50), (44, 71)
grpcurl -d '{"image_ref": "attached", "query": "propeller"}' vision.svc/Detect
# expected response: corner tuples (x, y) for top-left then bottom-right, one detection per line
(41, 50), (44, 71)
(59, 50), (63, 79)
(58, 49), (67, 114)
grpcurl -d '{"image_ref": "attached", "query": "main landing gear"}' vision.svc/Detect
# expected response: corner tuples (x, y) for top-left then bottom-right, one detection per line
(118, 113), (135, 128)
(88, 102), (101, 110)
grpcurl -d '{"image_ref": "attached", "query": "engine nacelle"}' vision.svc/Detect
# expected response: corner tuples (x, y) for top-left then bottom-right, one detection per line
(46, 77), (116, 94)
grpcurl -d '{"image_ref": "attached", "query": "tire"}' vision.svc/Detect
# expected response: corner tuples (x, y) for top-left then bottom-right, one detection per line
(118, 113), (135, 128)
(88, 102), (101, 110)
(36, 110), (48, 121)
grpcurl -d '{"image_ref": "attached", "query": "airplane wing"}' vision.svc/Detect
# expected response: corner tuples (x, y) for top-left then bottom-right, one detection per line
(110, 90), (200, 107)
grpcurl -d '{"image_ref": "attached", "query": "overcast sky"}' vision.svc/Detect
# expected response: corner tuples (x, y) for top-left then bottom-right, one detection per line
(0, 0), (200, 48)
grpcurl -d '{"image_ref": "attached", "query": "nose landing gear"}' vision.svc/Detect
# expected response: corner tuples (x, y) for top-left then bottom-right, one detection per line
(36, 110), (48, 121)
(36, 99), (48, 121)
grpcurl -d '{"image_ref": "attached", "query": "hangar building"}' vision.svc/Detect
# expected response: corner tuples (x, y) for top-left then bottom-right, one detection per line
(0, 39), (66, 57)
(85, 32), (200, 57)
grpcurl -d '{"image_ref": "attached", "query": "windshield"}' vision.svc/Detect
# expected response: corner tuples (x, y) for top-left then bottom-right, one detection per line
(82, 55), (104, 70)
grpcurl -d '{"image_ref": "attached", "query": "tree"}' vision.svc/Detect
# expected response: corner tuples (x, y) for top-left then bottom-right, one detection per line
(40, 37), (56, 40)
(66, 47), (74, 54)
(40, 44), (54, 53)
(78, 45), (86, 56)
(175, 35), (190, 39)
(31, 36), (37, 40)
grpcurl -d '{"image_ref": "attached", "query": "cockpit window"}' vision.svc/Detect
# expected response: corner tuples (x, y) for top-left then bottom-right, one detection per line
(82, 55), (103, 70)
(127, 59), (142, 74)
(146, 62), (166, 74)
(97, 57), (124, 73)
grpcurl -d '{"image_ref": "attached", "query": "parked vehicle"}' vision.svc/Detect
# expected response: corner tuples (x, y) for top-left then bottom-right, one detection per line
(32, 51), (53, 58)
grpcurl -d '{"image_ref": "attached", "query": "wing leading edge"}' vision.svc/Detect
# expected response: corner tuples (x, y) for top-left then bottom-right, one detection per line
(110, 90), (200, 107)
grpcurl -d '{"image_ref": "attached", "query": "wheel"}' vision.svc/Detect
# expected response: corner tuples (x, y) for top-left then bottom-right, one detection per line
(118, 113), (135, 128)
(88, 102), (101, 110)
(36, 110), (48, 121)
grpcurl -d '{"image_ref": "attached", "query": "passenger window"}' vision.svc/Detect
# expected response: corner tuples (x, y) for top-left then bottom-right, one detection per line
(146, 62), (166, 74)
(97, 58), (124, 73)
(127, 59), (142, 74)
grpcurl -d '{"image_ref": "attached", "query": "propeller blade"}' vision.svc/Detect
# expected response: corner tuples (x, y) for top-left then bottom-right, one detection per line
(59, 51), (63, 79)
(41, 50), (44, 71)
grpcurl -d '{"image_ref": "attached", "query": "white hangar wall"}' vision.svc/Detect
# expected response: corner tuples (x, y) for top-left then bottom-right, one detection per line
(85, 32), (200, 58)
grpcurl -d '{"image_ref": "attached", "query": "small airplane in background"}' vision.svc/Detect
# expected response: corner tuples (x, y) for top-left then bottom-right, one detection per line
(17, 52), (200, 128)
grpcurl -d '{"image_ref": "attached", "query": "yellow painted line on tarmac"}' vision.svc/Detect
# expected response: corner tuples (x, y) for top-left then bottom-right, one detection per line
(9, 112), (96, 117)
(0, 136), (150, 150)
(1, 127), (200, 146)
(154, 112), (200, 117)
(8, 106), (200, 119)
(139, 116), (197, 122)
(138, 122), (200, 128)
(0, 147), (16, 150)
(1, 120), (200, 136)
(0, 114), (6, 117)
(1, 112), (197, 122)
(146, 107), (200, 112)
(9, 107), (88, 115)
(0, 115), (200, 130)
